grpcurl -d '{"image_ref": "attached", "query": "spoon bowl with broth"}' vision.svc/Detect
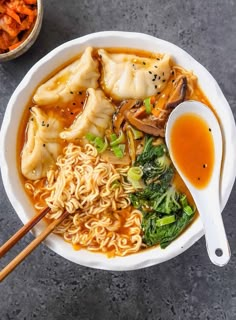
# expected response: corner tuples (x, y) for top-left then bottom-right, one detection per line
(166, 100), (231, 266)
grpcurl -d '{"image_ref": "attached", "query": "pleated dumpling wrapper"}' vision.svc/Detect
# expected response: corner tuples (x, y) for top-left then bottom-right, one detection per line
(33, 47), (100, 105)
(21, 107), (63, 180)
(98, 49), (171, 100)
(60, 88), (115, 141)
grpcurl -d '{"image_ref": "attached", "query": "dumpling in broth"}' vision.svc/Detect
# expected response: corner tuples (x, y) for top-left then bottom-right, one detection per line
(21, 107), (63, 180)
(60, 88), (115, 141)
(98, 49), (171, 100)
(33, 47), (100, 106)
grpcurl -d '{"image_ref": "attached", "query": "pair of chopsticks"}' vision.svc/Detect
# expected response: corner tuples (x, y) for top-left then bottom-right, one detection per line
(0, 208), (69, 282)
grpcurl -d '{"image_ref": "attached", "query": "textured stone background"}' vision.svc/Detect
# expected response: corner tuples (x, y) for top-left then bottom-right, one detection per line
(0, 1), (236, 319)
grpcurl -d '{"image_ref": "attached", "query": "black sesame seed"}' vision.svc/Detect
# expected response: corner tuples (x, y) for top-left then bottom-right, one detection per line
(157, 58), (160, 61)
(203, 164), (207, 168)
(172, 79), (175, 83)
(47, 124), (49, 127)
(70, 91), (74, 94)
(162, 72), (164, 76)
(154, 65), (158, 68)
(73, 102), (76, 105)
(149, 71), (152, 74)
(143, 62), (146, 65)
(78, 91), (82, 95)
(209, 128), (212, 132)
(152, 79), (155, 82)
(198, 177), (200, 180)
(71, 112), (74, 115)
(158, 92), (161, 94)
(158, 76), (161, 80)
(155, 85), (157, 89)
(81, 101), (84, 105)
(162, 80), (166, 82)
(171, 71), (174, 75)
(43, 144), (46, 147)
(31, 118), (34, 121)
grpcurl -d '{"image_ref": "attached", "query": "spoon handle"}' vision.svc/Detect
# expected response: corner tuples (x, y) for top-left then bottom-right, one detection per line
(195, 191), (230, 266)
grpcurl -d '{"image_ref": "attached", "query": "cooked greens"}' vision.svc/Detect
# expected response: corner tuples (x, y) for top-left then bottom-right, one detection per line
(130, 136), (195, 248)
(142, 210), (194, 248)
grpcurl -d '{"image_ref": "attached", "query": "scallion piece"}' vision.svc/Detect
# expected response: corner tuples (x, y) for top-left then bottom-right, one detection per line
(127, 167), (144, 189)
(85, 132), (96, 142)
(85, 133), (108, 153)
(128, 126), (144, 139)
(110, 131), (126, 146)
(112, 144), (125, 158)
(156, 215), (176, 227)
(128, 167), (143, 181)
(94, 136), (108, 153)
(144, 97), (153, 114)
(110, 133), (118, 142)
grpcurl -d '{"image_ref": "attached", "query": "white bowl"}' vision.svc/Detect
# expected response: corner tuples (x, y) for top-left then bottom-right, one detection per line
(1, 31), (236, 271)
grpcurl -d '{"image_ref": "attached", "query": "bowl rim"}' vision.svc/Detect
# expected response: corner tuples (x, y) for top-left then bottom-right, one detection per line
(1, 31), (236, 271)
(0, 0), (43, 61)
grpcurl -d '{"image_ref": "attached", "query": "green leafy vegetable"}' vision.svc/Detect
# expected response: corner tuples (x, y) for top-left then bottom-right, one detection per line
(135, 136), (172, 184)
(135, 136), (165, 166)
(129, 135), (195, 249)
(156, 215), (176, 227)
(142, 210), (194, 248)
(153, 186), (181, 214)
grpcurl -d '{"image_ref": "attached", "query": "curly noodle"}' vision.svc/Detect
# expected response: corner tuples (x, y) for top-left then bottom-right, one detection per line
(25, 143), (142, 256)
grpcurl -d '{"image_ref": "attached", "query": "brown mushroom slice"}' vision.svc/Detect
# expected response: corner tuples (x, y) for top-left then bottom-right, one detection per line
(113, 99), (141, 134)
(124, 110), (165, 137)
(166, 76), (187, 109)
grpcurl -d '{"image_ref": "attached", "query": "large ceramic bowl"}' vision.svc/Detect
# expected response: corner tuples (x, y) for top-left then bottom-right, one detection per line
(1, 32), (236, 270)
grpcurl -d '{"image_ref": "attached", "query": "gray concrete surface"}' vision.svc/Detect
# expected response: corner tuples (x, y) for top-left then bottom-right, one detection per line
(0, 0), (236, 319)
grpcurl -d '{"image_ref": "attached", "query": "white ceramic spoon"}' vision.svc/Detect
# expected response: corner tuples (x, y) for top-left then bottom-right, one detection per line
(166, 100), (231, 266)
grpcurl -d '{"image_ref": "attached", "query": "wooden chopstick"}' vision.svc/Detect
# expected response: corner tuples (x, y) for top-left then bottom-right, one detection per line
(0, 210), (70, 282)
(0, 207), (51, 258)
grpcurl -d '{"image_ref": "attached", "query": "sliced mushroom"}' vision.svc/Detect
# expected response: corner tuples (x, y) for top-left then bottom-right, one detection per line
(113, 99), (141, 134)
(166, 76), (187, 109)
(124, 110), (165, 137)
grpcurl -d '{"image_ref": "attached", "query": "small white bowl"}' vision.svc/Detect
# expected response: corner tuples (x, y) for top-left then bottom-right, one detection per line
(0, 0), (43, 62)
(1, 32), (236, 271)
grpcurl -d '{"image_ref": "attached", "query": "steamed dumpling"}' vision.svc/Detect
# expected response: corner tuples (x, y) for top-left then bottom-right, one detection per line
(98, 49), (171, 100)
(60, 88), (115, 140)
(21, 107), (63, 180)
(33, 47), (100, 105)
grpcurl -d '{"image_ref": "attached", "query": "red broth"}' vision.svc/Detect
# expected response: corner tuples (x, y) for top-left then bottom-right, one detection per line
(170, 113), (214, 189)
